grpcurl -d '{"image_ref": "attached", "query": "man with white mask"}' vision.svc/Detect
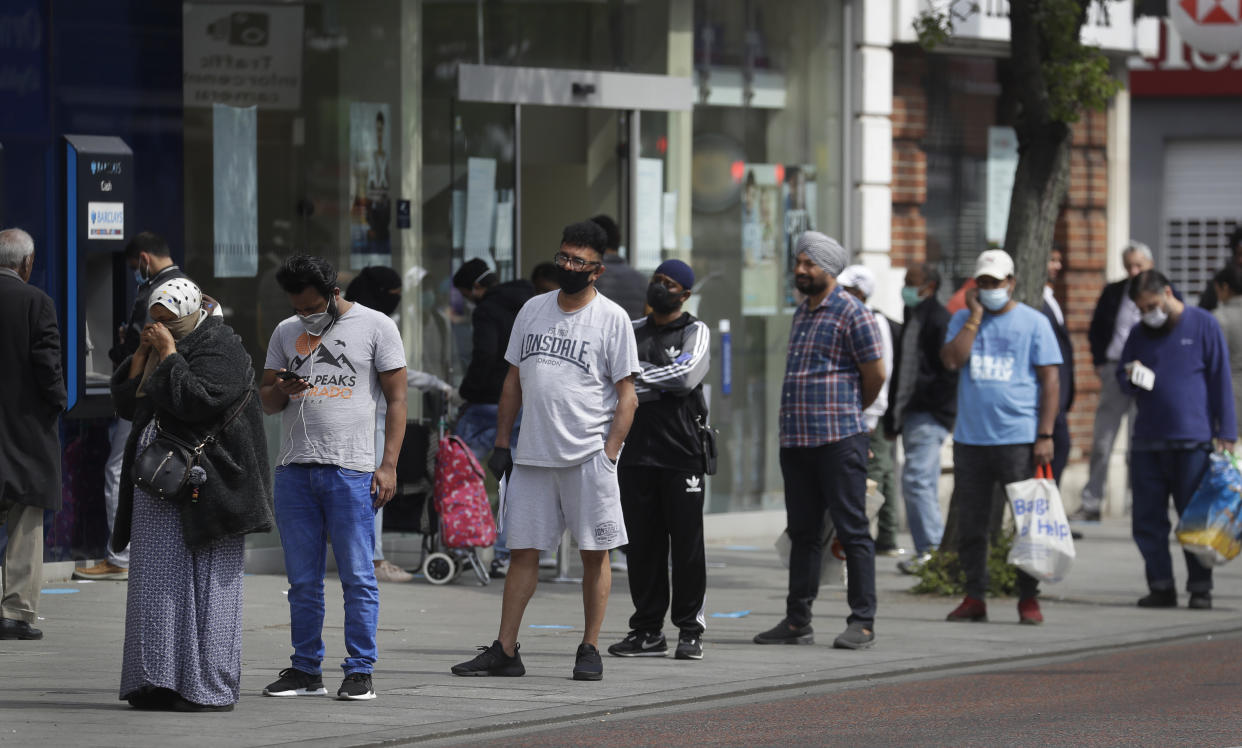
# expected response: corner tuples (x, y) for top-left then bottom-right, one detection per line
(1119, 269), (1235, 610)
(259, 255), (407, 702)
(939, 249), (1062, 626)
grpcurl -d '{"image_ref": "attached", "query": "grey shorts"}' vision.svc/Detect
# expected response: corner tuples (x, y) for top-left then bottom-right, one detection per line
(503, 451), (628, 552)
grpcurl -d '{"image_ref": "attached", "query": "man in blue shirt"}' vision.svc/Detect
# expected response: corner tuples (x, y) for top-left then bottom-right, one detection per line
(1119, 269), (1236, 610)
(941, 249), (1061, 625)
(753, 232), (886, 650)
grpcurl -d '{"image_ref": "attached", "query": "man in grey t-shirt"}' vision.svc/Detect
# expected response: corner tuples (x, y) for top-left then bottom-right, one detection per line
(258, 256), (407, 702)
(452, 221), (640, 682)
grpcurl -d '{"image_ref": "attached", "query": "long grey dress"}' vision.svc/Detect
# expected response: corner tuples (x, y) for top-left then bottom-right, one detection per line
(119, 422), (246, 706)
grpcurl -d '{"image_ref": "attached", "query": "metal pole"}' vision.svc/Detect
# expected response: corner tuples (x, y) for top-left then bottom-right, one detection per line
(627, 109), (640, 262)
(841, 0), (853, 250)
(514, 103), (522, 275)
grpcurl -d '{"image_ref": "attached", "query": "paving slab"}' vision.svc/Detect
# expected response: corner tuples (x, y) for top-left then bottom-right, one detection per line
(3, 520), (1240, 747)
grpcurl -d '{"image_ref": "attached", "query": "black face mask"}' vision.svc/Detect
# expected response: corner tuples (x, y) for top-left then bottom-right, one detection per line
(555, 265), (593, 294)
(646, 282), (682, 315)
(374, 293), (400, 317)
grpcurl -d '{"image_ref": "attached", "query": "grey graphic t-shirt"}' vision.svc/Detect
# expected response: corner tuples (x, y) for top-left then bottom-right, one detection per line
(505, 290), (640, 467)
(264, 303), (406, 472)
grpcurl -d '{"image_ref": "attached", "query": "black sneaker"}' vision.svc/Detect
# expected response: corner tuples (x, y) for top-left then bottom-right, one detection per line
(607, 630), (667, 657)
(451, 640), (526, 677)
(263, 667), (327, 697)
(1189, 591), (1213, 610)
(572, 643), (604, 681)
(753, 618), (814, 645)
(674, 632), (703, 660)
(337, 672), (376, 701)
(1137, 589), (1177, 608)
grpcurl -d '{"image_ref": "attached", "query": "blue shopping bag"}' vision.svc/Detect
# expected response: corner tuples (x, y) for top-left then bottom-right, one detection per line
(1176, 452), (1242, 567)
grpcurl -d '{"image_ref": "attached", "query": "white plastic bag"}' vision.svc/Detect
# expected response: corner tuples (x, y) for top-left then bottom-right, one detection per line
(1005, 465), (1075, 582)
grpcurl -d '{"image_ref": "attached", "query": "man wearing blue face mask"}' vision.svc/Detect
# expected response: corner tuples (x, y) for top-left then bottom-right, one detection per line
(79, 233), (187, 583)
(940, 249), (1062, 626)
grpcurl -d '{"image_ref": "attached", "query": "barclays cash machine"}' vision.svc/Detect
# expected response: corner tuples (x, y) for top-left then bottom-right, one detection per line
(63, 134), (133, 418)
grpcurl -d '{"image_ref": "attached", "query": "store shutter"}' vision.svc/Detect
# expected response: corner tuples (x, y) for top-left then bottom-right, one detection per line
(1163, 140), (1242, 303)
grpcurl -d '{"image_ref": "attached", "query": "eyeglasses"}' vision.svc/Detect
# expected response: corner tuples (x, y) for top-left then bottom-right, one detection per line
(553, 252), (601, 271)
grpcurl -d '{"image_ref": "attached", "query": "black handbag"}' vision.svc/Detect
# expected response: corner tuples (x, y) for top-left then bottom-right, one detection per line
(132, 389), (253, 502)
(695, 414), (719, 476)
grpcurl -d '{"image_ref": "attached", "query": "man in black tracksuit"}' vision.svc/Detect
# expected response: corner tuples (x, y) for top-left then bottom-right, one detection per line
(607, 259), (711, 662)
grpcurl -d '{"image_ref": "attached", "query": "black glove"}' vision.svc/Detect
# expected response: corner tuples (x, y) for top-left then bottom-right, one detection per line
(487, 447), (513, 481)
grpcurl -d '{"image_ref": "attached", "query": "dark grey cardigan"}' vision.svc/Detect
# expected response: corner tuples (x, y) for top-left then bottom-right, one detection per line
(111, 316), (273, 551)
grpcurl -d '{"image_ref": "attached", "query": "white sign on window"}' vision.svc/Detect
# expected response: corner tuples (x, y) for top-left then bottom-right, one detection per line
(986, 126), (1019, 246)
(87, 201), (124, 240)
(183, 4), (304, 110)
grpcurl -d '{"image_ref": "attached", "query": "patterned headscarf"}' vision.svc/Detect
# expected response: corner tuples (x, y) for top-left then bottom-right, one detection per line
(149, 278), (203, 319)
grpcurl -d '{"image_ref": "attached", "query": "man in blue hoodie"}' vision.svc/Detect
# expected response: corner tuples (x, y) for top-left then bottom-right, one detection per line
(1118, 269), (1236, 610)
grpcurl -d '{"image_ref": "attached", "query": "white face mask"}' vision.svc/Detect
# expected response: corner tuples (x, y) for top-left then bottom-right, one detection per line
(1142, 305), (1168, 329)
(298, 295), (337, 336)
(298, 311), (333, 336)
(979, 287), (1010, 311)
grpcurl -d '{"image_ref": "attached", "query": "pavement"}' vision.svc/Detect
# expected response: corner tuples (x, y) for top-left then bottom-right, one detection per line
(5, 519), (1242, 747)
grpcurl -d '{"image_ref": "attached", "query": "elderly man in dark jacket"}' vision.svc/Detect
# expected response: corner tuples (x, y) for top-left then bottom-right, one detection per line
(1079, 241), (1161, 521)
(0, 228), (66, 641)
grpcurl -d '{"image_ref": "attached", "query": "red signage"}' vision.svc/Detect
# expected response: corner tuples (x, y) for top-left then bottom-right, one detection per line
(1130, 18), (1242, 96)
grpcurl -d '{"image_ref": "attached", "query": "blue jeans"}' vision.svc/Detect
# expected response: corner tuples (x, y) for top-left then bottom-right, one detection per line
(1130, 445), (1214, 593)
(275, 464), (379, 675)
(901, 411), (949, 554)
(456, 404), (520, 559)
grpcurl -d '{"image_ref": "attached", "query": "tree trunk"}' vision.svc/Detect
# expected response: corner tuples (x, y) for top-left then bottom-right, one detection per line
(1002, 0), (1084, 308)
(1006, 131), (1072, 307)
(938, 0), (1083, 556)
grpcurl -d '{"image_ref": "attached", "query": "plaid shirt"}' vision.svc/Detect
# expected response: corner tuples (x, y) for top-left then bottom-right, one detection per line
(780, 285), (884, 447)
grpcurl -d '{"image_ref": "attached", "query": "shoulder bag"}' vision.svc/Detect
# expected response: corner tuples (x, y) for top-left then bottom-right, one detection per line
(132, 389), (253, 502)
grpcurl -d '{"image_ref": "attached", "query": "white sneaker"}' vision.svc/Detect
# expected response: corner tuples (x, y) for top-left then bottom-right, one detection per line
(373, 560), (414, 583)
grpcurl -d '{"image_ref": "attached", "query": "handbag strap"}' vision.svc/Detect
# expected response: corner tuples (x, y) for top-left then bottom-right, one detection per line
(157, 387), (254, 454)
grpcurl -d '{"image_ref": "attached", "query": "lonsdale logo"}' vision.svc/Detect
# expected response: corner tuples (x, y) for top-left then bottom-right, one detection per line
(519, 324), (593, 373)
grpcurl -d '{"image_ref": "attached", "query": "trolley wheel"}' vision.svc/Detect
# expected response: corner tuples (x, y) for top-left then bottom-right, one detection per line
(423, 552), (456, 585)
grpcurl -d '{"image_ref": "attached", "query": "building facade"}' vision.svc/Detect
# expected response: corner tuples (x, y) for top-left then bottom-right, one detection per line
(0, 0), (1142, 564)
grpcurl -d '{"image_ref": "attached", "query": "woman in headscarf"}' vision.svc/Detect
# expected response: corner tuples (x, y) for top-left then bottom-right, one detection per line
(110, 277), (273, 712)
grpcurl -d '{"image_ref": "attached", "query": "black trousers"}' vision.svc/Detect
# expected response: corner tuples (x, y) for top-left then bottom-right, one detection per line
(780, 433), (875, 628)
(952, 442), (1039, 600)
(618, 466), (707, 636)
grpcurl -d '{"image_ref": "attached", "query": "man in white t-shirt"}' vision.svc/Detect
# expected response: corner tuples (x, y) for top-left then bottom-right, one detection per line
(452, 221), (640, 682)
(257, 255), (407, 702)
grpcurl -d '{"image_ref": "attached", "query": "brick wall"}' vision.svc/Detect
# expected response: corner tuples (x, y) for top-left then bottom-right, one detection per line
(892, 46), (1112, 462)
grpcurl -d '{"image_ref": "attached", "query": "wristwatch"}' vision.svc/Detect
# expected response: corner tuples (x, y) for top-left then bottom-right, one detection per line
(1037, 433), (1054, 439)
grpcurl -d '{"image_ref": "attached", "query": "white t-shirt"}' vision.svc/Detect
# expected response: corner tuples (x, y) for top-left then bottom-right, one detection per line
(504, 290), (641, 467)
(265, 303), (406, 472)
(863, 306), (893, 431)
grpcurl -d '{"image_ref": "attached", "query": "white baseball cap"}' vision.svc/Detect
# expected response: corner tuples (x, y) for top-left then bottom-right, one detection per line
(837, 265), (876, 299)
(974, 250), (1015, 280)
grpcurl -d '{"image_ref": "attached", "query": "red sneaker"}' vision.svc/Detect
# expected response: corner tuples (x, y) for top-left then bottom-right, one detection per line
(1018, 596), (1043, 625)
(946, 596), (987, 622)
